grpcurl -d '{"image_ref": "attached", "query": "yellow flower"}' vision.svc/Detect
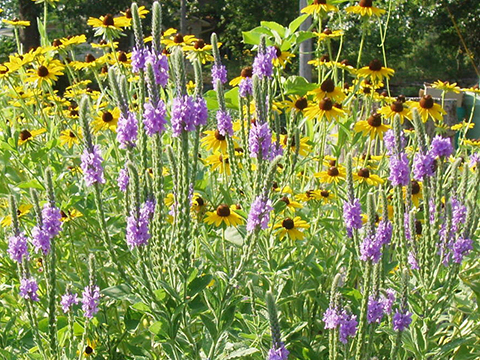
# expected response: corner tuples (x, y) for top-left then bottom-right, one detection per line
(162, 29), (197, 49)
(431, 80), (461, 93)
(314, 28), (344, 42)
(279, 196), (303, 211)
(18, 128), (46, 146)
(354, 113), (391, 139)
(70, 53), (104, 71)
(3, 19), (30, 27)
(315, 165), (346, 184)
(274, 217), (310, 241)
(295, 189), (324, 202)
(201, 129), (229, 153)
(461, 85), (480, 94)
(191, 195), (207, 214)
(406, 96), (446, 123)
(204, 204), (243, 227)
(229, 66), (253, 87)
(204, 153), (232, 175)
(451, 121), (474, 131)
(272, 48), (295, 68)
(1, 204), (33, 227)
(183, 39), (214, 64)
(462, 138), (480, 147)
(279, 134), (312, 157)
(304, 98), (346, 122)
(87, 14), (129, 37)
(82, 339), (97, 357)
(357, 59), (394, 83)
(346, 0), (386, 17)
(56, 34), (87, 48)
(25, 58), (65, 86)
(118, 5), (149, 26)
(60, 208), (83, 222)
(378, 101), (411, 123)
(404, 180), (423, 208)
(92, 108), (120, 133)
(301, 0), (338, 15)
(59, 125), (82, 148)
(282, 95), (309, 113)
(353, 167), (384, 186)
(309, 78), (346, 102)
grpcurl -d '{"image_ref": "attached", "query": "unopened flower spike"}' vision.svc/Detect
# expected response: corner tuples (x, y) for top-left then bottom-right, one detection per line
(173, 47), (187, 96)
(108, 68), (128, 115)
(151, 2), (163, 54)
(266, 291), (289, 360)
(126, 162), (141, 217)
(130, 3), (144, 48)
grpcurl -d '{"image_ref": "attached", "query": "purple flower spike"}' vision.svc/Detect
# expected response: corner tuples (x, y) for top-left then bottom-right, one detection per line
(216, 110), (233, 137)
(246, 196), (273, 232)
(117, 168), (129, 192)
(268, 342), (289, 360)
(339, 311), (358, 344)
(61, 292), (80, 313)
(81, 145), (106, 187)
(389, 152), (410, 186)
(8, 233), (29, 263)
(212, 63), (227, 90)
(116, 111), (138, 149)
(323, 307), (341, 329)
(20, 277), (39, 301)
(430, 135), (453, 158)
(393, 310), (412, 331)
(249, 121), (272, 160)
(143, 100), (167, 136)
(343, 198), (363, 236)
(82, 285), (100, 318)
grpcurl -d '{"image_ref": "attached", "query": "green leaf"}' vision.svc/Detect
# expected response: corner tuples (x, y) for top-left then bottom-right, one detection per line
(102, 284), (132, 300)
(224, 226), (245, 246)
(225, 348), (259, 359)
(242, 27), (273, 46)
(295, 31), (316, 45)
(187, 274), (213, 298)
(225, 87), (239, 110)
(283, 76), (317, 96)
(17, 180), (44, 190)
(289, 14), (310, 33)
(205, 90), (219, 110)
(260, 21), (285, 38)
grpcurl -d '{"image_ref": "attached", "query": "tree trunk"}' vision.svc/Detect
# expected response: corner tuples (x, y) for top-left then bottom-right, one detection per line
(18, 0), (41, 52)
(299, 0), (312, 81)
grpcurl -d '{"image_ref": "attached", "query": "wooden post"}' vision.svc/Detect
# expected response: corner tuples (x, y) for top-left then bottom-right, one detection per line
(299, 0), (312, 81)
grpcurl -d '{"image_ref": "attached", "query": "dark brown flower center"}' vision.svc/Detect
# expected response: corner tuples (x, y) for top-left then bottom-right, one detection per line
(52, 39), (62, 47)
(195, 196), (204, 207)
(411, 180), (420, 195)
(173, 33), (184, 44)
(118, 51), (128, 62)
(101, 66), (108, 74)
(291, 98), (306, 113)
(368, 59), (382, 71)
(321, 190), (330, 197)
(60, 210), (67, 218)
(367, 113), (382, 127)
(85, 54), (96, 63)
(216, 204), (230, 217)
(241, 66), (253, 78)
(281, 196), (290, 205)
(321, 78), (335, 93)
(419, 95), (434, 109)
(328, 166), (339, 176)
(323, 28), (332, 35)
(274, 46), (282, 58)
(103, 14), (115, 26)
(218, 155), (229, 164)
(314, 0), (327, 4)
(282, 218), (295, 229)
(70, 109), (79, 117)
(85, 346), (93, 355)
(69, 131), (76, 138)
(397, 95), (406, 103)
(380, 90), (388, 97)
(390, 101), (404, 113)
(99, 39), (108, 45)
(358, 168), (370, 178)
(125, 8), (132, 19)
(359, 0), (373, 7)
(102, 111), (114, 123)
(320, 54), (330, 62)
(319, 97), (333, 111)
(194, 39), (205, 49)
(329, 160), (336, 166)
(20, 130), (32, 141)
(340, 59), (351, 66)
(37, 66), (49, 77)
(415, 220), (422, 235)
(214, 129), (225, 141)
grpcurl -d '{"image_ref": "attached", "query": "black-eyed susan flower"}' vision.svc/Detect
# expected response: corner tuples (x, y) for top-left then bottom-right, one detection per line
(406, 95), (446, 123)
(318, 189), (335, 204)
(283, 96), (309, 113)
(25, 58), (65, 86)
(304, 97), (346, 122)
(191, 195), (207, 214)
(204, 153), (232, 175)
(59, 125), (82, 148)
(201, 129), (229, 153)
(309, 78), (346, 102)
(87, 14), (129, 37)
(57, 34), (87, 48)
(118, 5), (149, 26)
(314, 28), (343, 42)
(431, 80), (461, 93)
(461, 138), (480, 148)
(346, 0), (386, 17)
(353, 167), (384, 186)
(451, 121), (474, 131)
(204, 204), (243, 227)
(378, 101), (411, 123)
(301, 0), (338, 16)
(2, 18), (30, 27)
(230, 66), (253, 87)
(1, 204), (33, 227)
(272, 46), (295, 68)
(18, 128), (46, 146)
(60, 208), (83, 222)
(354, 112), (391, 139)
(279, 196), (303, 211)
(315, 165), (346, 184)
(406, 180), (423, 208)
(92, 108), (120, 133)
(274, 217), (310, 241)
(295, 189), (324, 202)
(357, 59), (394, 83)
(183, 39), (214, 64)
(280, 134), (312, 157)
(81, 339), (97, 357)
(162, 29), (197, 49)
